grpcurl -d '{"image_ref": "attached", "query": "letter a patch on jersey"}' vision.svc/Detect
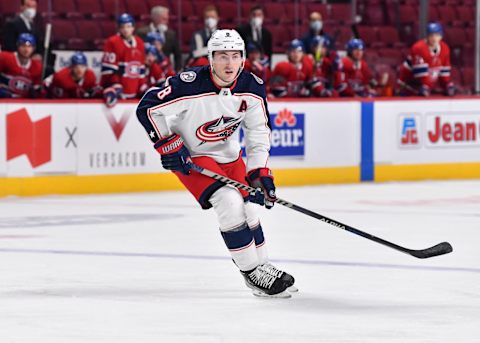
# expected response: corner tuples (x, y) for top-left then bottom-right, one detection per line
(238, 100), (248, 113)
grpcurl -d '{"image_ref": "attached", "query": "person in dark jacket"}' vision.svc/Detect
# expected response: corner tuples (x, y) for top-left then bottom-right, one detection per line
(137, 6), (182, 72)
(237, 4), (272, 62)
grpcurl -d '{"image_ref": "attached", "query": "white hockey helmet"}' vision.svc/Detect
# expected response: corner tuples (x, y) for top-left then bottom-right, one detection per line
(207, 29), (246, 75)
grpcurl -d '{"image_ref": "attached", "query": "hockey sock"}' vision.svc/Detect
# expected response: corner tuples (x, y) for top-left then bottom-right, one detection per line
(221, 223), (259, 271)
(250, 223), (268, 265)
(245, 202), (269, 264)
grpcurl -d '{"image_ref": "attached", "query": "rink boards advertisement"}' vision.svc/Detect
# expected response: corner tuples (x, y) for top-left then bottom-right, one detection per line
(373, 98), (480, 181)
(1, 97), (480, 196)
(0, 99), (360, 195)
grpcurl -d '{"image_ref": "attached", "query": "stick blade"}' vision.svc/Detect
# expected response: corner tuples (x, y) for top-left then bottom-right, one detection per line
(410, 242), (453, 259)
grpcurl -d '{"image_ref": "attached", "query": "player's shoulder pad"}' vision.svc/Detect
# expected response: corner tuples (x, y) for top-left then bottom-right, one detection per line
(235, 70), (267, 98)
(142, 66), (210, 104)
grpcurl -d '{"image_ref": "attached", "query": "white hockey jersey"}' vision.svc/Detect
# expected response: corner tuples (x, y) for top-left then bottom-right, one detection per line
(136, 65), (271, 171)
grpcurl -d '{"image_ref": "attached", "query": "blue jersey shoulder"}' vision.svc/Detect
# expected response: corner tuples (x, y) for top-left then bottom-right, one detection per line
(234, 70), (267, 99)
(141, 66), (213, 105)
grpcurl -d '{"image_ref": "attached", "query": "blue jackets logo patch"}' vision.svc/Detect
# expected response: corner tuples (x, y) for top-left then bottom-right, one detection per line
(196, 116), (242, 144)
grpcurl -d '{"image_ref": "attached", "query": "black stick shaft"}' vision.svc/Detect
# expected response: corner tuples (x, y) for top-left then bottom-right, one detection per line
(188, 163), (452, 259)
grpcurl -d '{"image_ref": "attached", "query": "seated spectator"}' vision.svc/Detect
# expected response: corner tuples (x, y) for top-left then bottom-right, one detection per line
(270, 39), (313, 98)
(244, 41), (270, 83)
(237, 4), (272, 62)
(307, 36), (336, 97)
(188, 5), (220, 66)
(101, 13), (145, 106)
(336, 38), (376, 97)
(301, 12), (333, 54)
(0, 33), (42, 98)
(397, 22), (454, 96)
(142, 44), (175, 91)
(137, 6), (182, 71)
(44, 52), (100, 99)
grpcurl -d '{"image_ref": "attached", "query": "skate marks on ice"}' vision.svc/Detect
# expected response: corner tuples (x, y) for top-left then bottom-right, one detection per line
(0, 247), (478, 274)
(0, 213), (183, 229)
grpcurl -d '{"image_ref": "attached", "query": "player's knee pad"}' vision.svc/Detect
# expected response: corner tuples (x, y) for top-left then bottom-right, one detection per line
(210, 185), (247, 232)
(244, 201), (260, 229)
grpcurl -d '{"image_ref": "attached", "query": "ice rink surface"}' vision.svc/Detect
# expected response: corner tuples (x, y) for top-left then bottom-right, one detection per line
(0, 180), (479, 342)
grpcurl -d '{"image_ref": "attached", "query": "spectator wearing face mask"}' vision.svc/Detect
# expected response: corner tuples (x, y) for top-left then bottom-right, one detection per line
(237, 4), (272, 62)
(188, 5), (220, 66)
(301, 12), (332, 55)
(137, 6), (182, 72)
(2, 0), (44, 56)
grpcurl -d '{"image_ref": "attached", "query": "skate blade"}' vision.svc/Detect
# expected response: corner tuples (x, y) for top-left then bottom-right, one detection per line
(287, 285), (299, 293)
(252, 289), (292, 299)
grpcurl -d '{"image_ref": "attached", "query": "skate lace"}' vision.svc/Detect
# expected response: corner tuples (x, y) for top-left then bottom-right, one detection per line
(249, 266), (276, 289)
(261, 263), (284, 278)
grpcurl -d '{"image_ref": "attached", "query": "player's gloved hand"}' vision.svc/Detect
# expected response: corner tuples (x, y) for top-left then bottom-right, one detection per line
(246, 168), (277, 209)
(446, 82), (455, 96)
(154, 133), (191, 175)
(418, 85), (430, 97)
(320, 88), (333, 97)
(103, 84), (123, 108)
(298, 87), (311, 97)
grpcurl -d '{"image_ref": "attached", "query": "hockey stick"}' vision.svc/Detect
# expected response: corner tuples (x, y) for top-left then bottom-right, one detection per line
(40, 22), (52, 82)
(188, 162), (453, 259)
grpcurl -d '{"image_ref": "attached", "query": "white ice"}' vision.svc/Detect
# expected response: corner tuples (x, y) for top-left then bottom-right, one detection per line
(0, 180), (479, 343)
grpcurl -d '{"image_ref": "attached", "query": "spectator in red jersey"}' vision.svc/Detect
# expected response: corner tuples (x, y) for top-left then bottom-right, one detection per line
(336, 38), (377, 97)
(397, 22), (454, 96)
(307, 36), (336, 97)
(141, 45), (175, 93)
(243, 41), (270, 84)
(270, 39), (314, 98)
(101, 13), (146, 107)
(0, 33), (42, 98)
(45, 52), (101, 99)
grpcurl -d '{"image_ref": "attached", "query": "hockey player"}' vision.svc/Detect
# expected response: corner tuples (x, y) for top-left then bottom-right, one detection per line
(0, 33), (42, 98)
(397, 22), (454, 96)
(45, 52), (101, 99)
(101, 13), (146, 106)
(243, 41), (270, 83)
(336, 38), (376, 97)
(141, 45), (174, 92)
(144, 32), (175, 81)
(270, 39), (313, 98)
(136, 29), (296, 298)
(308, 36), (336, 97)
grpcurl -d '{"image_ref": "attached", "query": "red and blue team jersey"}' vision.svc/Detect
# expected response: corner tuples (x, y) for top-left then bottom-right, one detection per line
(0, 51), (42, 98)
(270, 56), (313, 97)
(336, 56), (374, 97)
(141, 61), (175, 94)
(46, 67), (100, 98)
(100, 34), (146, 98)
(307, 54), (335, 97)
(398, 39), (452, 94)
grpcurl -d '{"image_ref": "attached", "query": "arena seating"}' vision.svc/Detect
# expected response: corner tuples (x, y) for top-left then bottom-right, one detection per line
(0, 0), (476, 93)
